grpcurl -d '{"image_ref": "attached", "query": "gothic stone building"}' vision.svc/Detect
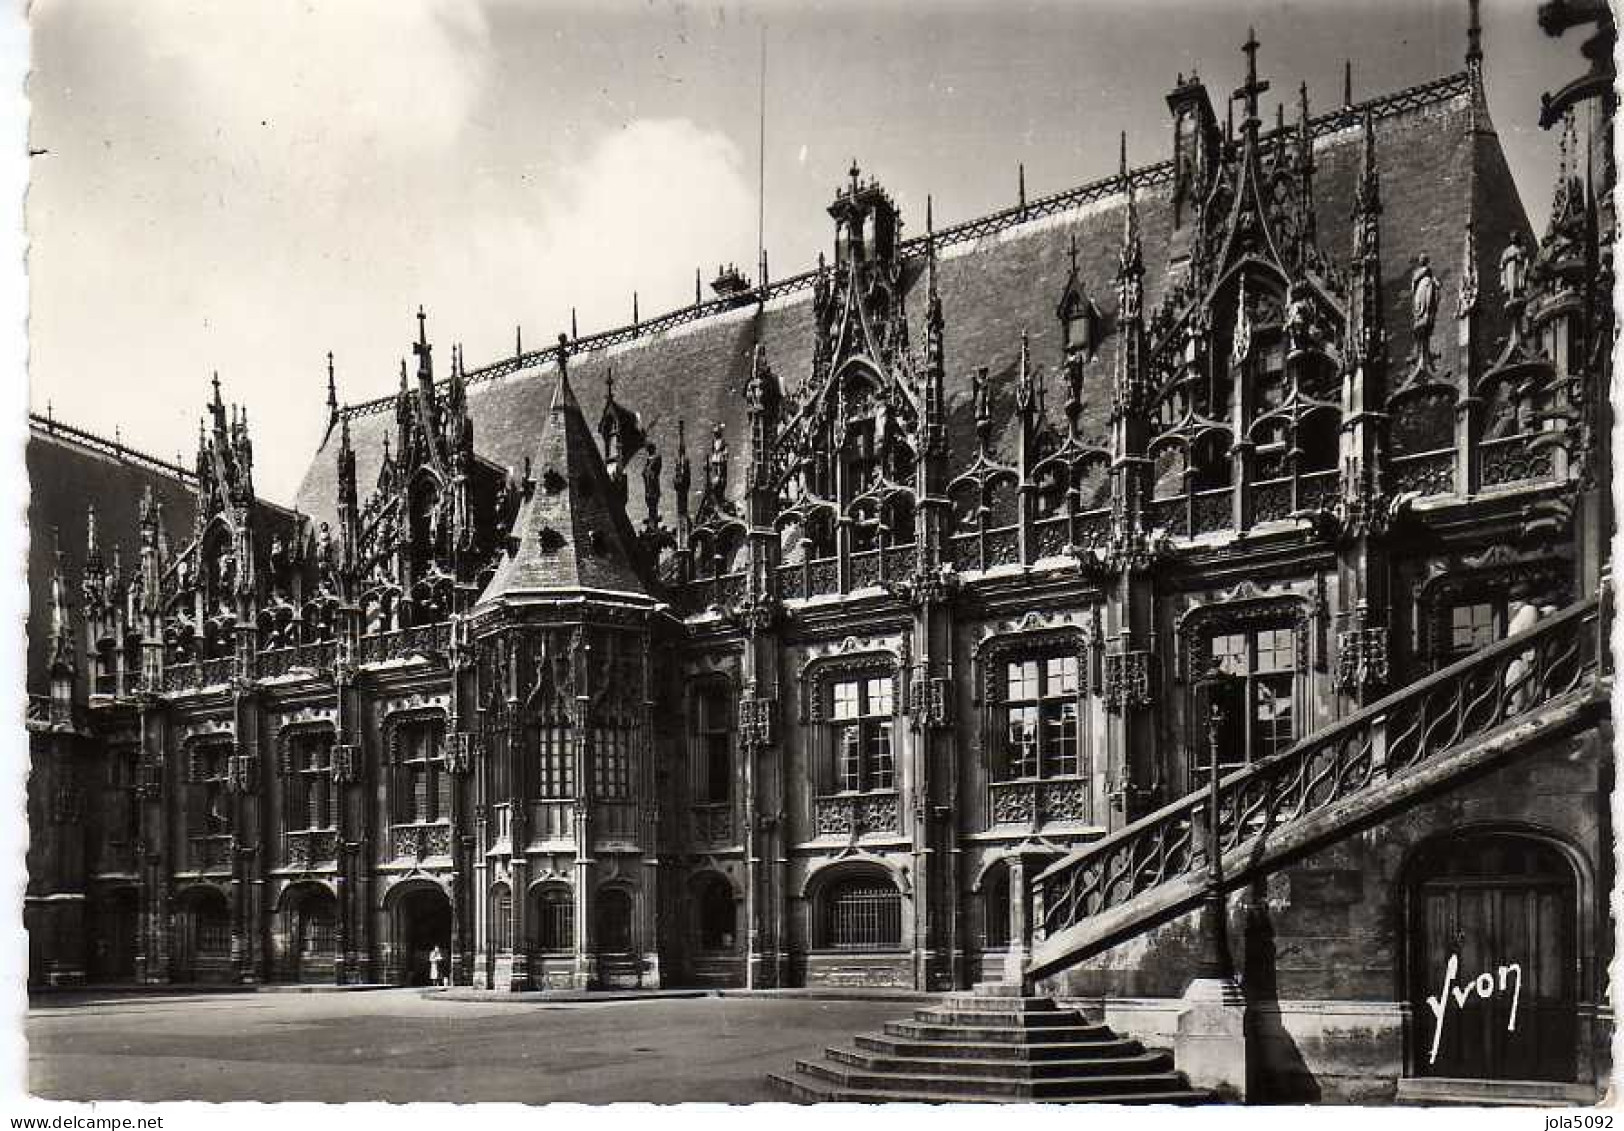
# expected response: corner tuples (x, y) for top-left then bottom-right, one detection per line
(27, 21), (1614, 1102)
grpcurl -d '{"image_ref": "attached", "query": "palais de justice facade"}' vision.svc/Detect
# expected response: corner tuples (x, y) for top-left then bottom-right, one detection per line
(26, 9), (1615, 1101)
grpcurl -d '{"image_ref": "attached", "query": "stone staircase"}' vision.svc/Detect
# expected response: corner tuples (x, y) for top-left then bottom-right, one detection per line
(766, 983), (1213, 1104)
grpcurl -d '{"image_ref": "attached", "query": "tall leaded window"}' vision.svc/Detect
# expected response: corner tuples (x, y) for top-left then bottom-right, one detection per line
(592, 729), (632, 799)
(1207, 625), (1297, 770)
(104, 745), (140, 854)
(830, 676), (894, 793)
(694, 685), (733, 804)
(189, 744), (231, 839)
(534, 721), (573, 799)
(287, 731), (334, 832)
(999, 655), (1080, 781)
(395, 721), (447, 824)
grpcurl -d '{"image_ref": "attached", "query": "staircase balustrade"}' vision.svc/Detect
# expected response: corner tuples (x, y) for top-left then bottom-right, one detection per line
(1033, 594), (1607, 952)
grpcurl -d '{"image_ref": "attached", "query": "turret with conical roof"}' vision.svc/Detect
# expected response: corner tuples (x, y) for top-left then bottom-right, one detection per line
(475, 338), (658, 609)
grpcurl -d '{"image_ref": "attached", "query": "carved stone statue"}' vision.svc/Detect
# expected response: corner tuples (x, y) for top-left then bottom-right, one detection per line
(1499, 232), (1528, 303)
(1410, 253), (1440, 362)
(315, 522), (336, 591)
(1285, 280), (1317, 356)
(706, 424), (729, 500)
(641, 442), (662, 528)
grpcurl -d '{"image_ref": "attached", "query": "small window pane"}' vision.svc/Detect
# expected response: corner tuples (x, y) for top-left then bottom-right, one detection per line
(1046, 656), (1079, 696)
(1007, 661), (1040, 702)
(865, 677), (893, 717)
(866, 721), (894, 791)
(832, 681), (861, 721)
(1008, 706), (1039, 779)
(1043, 701), (1079, 777)
(1450, 603), (1498, 653)
(1257, 628), (1295, 673)
(838, 725), (861, 792)
(1211, 633), (1247, 676)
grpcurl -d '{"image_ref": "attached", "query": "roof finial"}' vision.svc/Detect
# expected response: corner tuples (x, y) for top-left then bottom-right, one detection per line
(515, 324), (523, 359)
(1018, 162), (1026, 210)
(416, 304), (427, 347)
(325, 351), (337, 407)
(696, 267), (702, 305)
(1343, 60), (1353, 107)
(1068, 231), (1079, 274)
(849, 158), (860, 196)
(925, 193), (934, 236)
(1118, 130), (1128, 178)
(633, 290), (640, 328)
(1234, 27), (1270, 130)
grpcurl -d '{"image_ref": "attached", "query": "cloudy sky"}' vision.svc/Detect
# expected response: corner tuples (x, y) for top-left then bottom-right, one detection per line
(27, 0), (1583, 502)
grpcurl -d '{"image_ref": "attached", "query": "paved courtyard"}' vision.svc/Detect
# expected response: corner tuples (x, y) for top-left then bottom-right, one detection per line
(26, 989), (908, 1103)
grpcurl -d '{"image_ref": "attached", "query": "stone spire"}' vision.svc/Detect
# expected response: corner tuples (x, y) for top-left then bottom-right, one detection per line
(474, 347), (654, 607)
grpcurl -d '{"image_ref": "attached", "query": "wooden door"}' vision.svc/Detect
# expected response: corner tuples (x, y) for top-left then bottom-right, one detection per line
(1410, 834), (1576, 1082)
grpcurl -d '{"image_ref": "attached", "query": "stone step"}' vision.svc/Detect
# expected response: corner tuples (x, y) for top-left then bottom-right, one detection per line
(884, 1018), (1116, 1044)
(968, 981), (1026, 998)
(939, 993), (1060, 1012)
(854, 1032), (1147, 1061)
(794, 1057), (1199, 1100)
(765, 1071), (1212, 1105)
(914, 1006), (1092, 1027)
(826, 1044), (1175, 1079)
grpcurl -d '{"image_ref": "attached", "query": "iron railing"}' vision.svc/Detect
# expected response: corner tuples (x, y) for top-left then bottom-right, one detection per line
(1033, 593), (1607, 945)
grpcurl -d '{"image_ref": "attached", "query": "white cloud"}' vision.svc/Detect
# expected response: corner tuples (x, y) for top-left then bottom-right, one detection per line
(496, 118), (757, 335)
(139, 0), (493, 157)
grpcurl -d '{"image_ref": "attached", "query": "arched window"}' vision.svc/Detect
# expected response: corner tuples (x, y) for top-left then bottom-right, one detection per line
(489, 884), (512, 951)
(820, 873), (902, 950)
(694, 875), (737, 952)
(530, 886), (574, 953)
(596, 888), (633, 954)
(982, 865), (1011, 950)
(299, 893), (336, 956)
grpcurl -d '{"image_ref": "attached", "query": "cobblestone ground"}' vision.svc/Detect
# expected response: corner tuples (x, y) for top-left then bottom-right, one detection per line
(27, 989), (906, 1103)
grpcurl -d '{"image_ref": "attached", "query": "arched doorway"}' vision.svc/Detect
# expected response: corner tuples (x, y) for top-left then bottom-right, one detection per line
(1406, 830), (1577, 1082)
(393, 883), (452, 987)
(693, 874), (737, 953)
(596, 887), (633, 954)
(282, 885), (338, 984)
(175, 886), (231, 982)
(93, 887), (139, 982)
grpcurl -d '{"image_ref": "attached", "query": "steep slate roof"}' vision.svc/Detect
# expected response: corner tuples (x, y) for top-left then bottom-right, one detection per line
(294, 70), (1532, 540)
(475, 365), (654, 605)
(26, 418), (198, 696)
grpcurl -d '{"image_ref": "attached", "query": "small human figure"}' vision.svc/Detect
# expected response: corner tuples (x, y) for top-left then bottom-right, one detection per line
(1499, 232), (1528, 303)
(428, 944), (444, 988)
(1411, 253), (1440, 364)
(641, 442), (663, 529)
